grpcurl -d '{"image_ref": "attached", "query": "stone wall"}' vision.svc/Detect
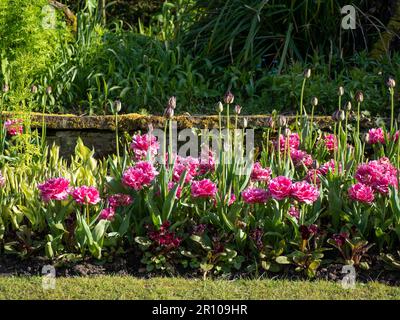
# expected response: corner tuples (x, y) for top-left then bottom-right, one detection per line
(1, 112), (385, 158)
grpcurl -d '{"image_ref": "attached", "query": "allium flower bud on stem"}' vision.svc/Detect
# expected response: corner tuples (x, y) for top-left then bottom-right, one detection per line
(332, 110), (345, 122)
(167, 96), (176, 109)
(277, 115), (287, 128)
(224, 90), (234, 104)
(355, 91), (364, 103)
(283, 128), (291, 137)
(234, 104), (241, 115)
(164, 107), (174, 119)
(311, 97), (318, 107)
(338, 86), (344, 97)
(345, 101), (352, 111)
(216, 101), (223, 113)
(266, 116), (275, 129)
(113, 99), (122, 113)
(387, 77), (396, 89)
(304, 68), (311, 79)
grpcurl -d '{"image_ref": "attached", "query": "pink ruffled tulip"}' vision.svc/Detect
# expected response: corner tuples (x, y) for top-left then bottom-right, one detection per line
(269, 176), (292, 200)
(122, 161), (159, 191)
(38, 177), (70, 202)
(348, 183), (375, 204)
(242, 187), (269, 204)
(191, 179), (217, 199)
(72, 186), (100, 205)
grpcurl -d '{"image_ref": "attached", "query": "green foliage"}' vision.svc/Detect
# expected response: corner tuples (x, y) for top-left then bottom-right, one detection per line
(0, 0), (399, 116)
(0, 0), (71, 110)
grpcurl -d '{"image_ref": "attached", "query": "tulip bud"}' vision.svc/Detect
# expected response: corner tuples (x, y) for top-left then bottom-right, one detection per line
(164, 107), (174, 119)
(31, 85), (38, 94)
(355, 91), (364, 103)
(304, 68), (311, 79)
(266, 116), (275, 129)
(234, 104), (242, 115)
(46, 86), (52, 95)
(364, 133), (370, 144)
(338, 86), (345, 97)
(216, 101), (223, 113)
(311, 97), (318, 107)
(167, 96), (176, 110)
(332, 110), (345, 122)
(339, 110), (346, 121)
(283, 128), (291, 137)
(224, 90), (234, 104)
(113, 99), (122, 113)
(277, 115), (287, 128)
(345, 101), (352, 111)
(387, 77), (396, 89)
(2, 83), (9, 93)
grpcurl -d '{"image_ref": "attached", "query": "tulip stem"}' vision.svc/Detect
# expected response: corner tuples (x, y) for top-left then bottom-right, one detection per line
(356, 102), (361, 139)
(390, 88), (395, 133)
(298, 78), (307, 129)
(169, 118), (173, 167)
(115, 111), (120, 164)
(86, 203), (90, 225)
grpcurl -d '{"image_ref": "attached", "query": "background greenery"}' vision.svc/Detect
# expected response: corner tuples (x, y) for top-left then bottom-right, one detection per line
(0, 0), (399, 115)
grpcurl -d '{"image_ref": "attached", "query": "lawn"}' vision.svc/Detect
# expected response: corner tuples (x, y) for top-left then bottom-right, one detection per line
(0, 277), (399, 300)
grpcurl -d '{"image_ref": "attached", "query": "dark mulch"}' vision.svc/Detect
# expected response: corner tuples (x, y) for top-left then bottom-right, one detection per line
(1, 253), (399, 286)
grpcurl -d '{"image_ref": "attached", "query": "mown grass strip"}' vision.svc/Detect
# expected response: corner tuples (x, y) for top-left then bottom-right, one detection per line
(0, 277), (399, 300)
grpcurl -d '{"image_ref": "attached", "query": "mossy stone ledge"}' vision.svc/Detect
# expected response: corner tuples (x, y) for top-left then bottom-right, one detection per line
(0, 112), (388, 158)
(1, 112), (382, 131)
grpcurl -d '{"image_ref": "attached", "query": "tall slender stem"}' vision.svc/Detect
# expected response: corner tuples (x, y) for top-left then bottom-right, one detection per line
(390, 88), (395, 133)
(115, 112), (120, 164)
(356, 102), (361, 139)
(86, 203), (90, 225)
(169, 118), (173, 167)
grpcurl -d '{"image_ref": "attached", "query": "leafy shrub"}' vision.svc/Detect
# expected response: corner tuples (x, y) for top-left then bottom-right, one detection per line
(0, 0), (71, 110)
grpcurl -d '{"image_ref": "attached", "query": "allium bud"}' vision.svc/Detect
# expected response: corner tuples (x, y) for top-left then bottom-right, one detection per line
(167, 96), (176, 110)
(338, 86), (345, 97)
(304, 68), (311, 79)
(224, 90), (234, 104)
(387, 77), (396, 89)
(311, 97), (318, 107)
(46, 86), (52, 95)
(31, 85), (38, 94)
(355, 91), (364, 103)
(364, 133), (370, 144)
(234, 104), (242, 115)
(2, 84), (9, 93)
(337, 110), (345, 121)
(277, 115), (287, 128)
(266, 116), (275, 129)
(345, 101), (352, 111)
(332, 110), (345, 122)
(113, 99), (122, 113)
(216, 101), (223, 113)
(164, 107), (174, 119)
(283, 128), (291, 137)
